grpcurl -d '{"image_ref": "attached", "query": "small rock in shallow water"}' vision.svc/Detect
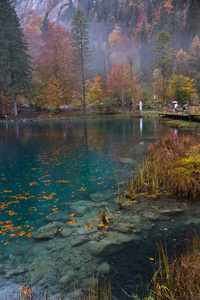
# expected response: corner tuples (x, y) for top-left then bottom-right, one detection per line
(60, 228), (74, 237)
(159, 208), (185, 216)
(6, 265), (26, 277)
(185, 217), (200, 226)
(97, 262), (110, 274)
(32, 223), (58, 239)
(120, 158), (135, 164)
(87, 231), (136, 256)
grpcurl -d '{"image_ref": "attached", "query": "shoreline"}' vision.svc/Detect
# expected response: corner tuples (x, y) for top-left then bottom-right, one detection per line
(0, 110), (157, 123)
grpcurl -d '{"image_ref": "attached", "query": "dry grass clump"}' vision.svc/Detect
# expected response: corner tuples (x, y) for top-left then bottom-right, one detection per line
(168, 145), (200, 197)
(128, 132), (200, 199)
(153, 236), (200, 300)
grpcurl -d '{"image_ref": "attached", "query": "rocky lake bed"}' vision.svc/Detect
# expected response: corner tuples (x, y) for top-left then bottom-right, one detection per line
(0, 187), (199, 299)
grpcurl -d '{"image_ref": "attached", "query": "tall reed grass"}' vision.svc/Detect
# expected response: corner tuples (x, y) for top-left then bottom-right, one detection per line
(127, 133), (200, 199)
(153, 235), (200, 299)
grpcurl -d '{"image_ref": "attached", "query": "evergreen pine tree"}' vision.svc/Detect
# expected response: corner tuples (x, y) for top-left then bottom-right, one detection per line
(71, 6), (91, 117)
(0, 0), (32, 115)
(158, 5), (169, 31)
(146, 0), (153, 24)
(175, 0), (184, 11)
(185, 0), (200, 46)
(155, 30), (172, 104)
(41, 12), (49, 36)
(140, 21), (149, 78)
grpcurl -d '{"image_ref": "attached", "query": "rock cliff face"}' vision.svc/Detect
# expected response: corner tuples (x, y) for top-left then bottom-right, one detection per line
(14, 0), (78, 26)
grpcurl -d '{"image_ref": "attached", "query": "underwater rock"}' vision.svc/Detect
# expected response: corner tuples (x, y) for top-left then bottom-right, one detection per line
(30, 272), (44, 285)
(32, 222), (58, 239)
(120, 158), (135, 164)
(59, 271), (77, 284)
(82, 276), (98, 290)
(97, 262), (110, 274)
(76, 225), (98, 236)
(185, 217), (200, 226)
(87, 231), (136, 256)
(90, 190), (116, 202)
(109, 221), (132, 233)
(143, 211), (160, 221)
(159, 208), (186, 216)
(47, 211), (70, 222)
(71, 236), (89, 247)
(60, 228), (74, 237)
(71, 200), (95, 216)
(6, 265), (26, 277)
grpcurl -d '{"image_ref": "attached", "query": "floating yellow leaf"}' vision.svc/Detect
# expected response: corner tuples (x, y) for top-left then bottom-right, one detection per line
(29, 182), (38, 186)
(56, 180), (69, 183)
(6, 211), (18, 216)
(26, 233), (32, 238)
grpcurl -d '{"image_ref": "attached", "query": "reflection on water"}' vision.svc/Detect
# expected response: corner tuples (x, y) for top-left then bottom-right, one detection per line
(0, 118), (182, 298)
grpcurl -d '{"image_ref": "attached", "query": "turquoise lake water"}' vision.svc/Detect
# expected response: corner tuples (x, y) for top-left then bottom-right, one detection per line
(0, 118), (197, 299)
(0, 118), (165, 238)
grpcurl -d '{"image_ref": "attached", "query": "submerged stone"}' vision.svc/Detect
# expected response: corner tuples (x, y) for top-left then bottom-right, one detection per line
(87, 231), (136, 256)
(33, 223), (58, 239)
(97, 262), (110, 274)
(60, 228), (74, 237)
(159, 208), (186, 216)
(6, 265), (26, 277)
(185, 217), (200, 226)
(120, 157), (135, 164)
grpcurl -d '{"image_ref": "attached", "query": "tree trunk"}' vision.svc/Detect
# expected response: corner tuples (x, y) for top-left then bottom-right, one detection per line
(81, 56), (86, 117)
(122, 75), (124, 111)
(13, 95), (18, 116)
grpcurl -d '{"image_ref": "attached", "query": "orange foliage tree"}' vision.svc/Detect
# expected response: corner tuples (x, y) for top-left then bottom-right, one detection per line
(24, 26), (44, 60)
(123, 63), (141, 109)
(90, 75), (104, 105)
(32, 23), (75, 110)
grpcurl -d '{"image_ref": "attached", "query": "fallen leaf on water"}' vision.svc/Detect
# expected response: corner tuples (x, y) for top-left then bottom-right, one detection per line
(29, 182), (38, 186)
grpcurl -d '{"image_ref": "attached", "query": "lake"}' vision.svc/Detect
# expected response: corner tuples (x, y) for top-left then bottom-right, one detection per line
(0, 118), (199, 299)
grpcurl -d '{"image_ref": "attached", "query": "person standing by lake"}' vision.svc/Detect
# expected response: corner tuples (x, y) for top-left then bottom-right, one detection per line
(174, 102), (178, 112)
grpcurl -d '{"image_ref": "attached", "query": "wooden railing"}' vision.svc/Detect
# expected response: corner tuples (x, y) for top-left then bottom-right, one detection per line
(157, 105), (200, 117)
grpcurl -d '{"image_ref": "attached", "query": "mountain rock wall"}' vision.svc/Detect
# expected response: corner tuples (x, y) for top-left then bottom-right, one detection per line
(14, 0), (78, 26)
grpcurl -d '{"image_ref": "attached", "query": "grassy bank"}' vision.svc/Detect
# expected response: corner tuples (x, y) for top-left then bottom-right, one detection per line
(152, 234), (200, 300)
(126, 132), (200, 199)
(4, 109), (157, 122)
(164, 119), (200, 132)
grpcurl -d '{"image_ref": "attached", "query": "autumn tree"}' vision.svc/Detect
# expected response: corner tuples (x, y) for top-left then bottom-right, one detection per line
(33, 23), (74, 110)
(90, 75), (104, 108)
(123, 62), (141, 110)
(153, 68), (165, 104)
(108, 27), (121, 49)
(24, 26), (44, 61)
(107, 64), (124, 105)
(169, 74), (196, 105)
(71, 6), (91, 117)
(126, 52), (136, 111)
(0, 0), (32, 115)
(174, 49), (189, 78)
